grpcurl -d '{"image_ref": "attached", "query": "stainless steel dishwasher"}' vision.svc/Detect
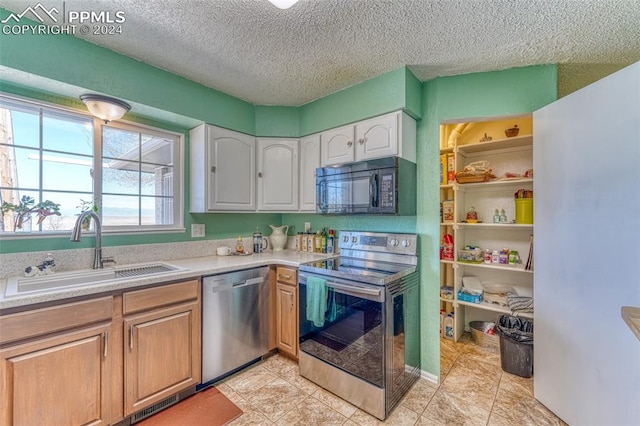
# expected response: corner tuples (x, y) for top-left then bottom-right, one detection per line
(200, 266), (270, 387)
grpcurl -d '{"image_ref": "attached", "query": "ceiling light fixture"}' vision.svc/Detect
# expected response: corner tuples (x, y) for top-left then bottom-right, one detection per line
(80, 94), (131, 123)
(267, 0), (300, 9)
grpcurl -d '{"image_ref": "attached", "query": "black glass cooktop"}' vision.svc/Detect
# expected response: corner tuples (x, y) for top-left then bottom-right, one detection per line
(299, 257), (415, 285)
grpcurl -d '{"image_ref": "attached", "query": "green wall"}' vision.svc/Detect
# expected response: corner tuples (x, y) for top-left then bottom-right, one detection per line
(299, 67), (422, 135)
(417, 65), (557, 376)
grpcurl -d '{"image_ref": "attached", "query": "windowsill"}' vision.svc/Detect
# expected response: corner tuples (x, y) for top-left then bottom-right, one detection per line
(0, 227), (186, 240)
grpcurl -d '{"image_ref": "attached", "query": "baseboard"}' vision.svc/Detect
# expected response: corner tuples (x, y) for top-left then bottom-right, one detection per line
(420, 369), (439, 385)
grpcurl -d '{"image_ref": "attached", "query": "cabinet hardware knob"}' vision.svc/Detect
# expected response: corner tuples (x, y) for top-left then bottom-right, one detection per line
(103, 332), (108, 358)
(347, 140), (353, 147)
(211, 166), (216, 173)
(358, 138), (365, 145)
(258, 172), (263, 178)
(279, 274), (291, 279)
(129, 325), (134, 350)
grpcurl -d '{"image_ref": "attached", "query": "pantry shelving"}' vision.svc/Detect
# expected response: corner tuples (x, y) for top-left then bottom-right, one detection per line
(439, 116), (534, 342)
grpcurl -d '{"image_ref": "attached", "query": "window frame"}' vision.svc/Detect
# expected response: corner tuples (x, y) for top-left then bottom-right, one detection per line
(0, 93), (185, 239)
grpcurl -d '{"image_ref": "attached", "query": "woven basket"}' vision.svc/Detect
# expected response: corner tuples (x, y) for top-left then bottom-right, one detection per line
(469, 321), (500, 353)
(455, 171), (495, 184)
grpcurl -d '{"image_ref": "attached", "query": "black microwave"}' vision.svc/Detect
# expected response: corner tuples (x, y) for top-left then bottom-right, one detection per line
(316, 157), (416, 215)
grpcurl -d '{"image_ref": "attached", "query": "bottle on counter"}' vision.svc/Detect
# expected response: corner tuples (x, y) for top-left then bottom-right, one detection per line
(314, 231), (322, 253)
(236, 236), (244, 254)
(321, 228), (328, 253)
(327, 229), (335, 254)
(296, 232), (303, 251)
(301, 232), (308, 252)
(307, 231), (314, 253)
(43, 252), (55, 272)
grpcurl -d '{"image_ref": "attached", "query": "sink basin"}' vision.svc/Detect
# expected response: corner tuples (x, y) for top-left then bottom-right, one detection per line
(4, 262), (184, 297)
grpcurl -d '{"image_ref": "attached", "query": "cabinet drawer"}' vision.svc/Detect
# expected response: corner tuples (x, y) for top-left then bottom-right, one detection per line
(276, 266), (297, 285)
(123, 279), (199, 315)
(0, 296), (113, 345)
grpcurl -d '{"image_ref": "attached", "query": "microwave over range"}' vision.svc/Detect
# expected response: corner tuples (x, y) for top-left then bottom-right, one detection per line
(316, 156), (416, 215)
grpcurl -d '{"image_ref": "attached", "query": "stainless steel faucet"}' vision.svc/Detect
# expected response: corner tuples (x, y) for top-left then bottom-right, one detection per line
(70, 211), (115, 269)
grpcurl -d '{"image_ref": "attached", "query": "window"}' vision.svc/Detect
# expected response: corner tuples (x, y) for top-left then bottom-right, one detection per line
(0, 95), (183, 235)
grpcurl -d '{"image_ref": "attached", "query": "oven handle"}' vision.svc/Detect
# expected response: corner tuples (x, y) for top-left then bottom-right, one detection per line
(326, 281), (381, 297)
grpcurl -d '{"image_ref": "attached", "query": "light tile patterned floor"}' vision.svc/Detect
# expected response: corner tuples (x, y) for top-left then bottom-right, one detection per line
(219, 334), (566, 425)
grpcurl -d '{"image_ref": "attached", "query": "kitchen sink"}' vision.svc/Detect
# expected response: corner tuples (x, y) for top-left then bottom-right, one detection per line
(4, 262), (184, 297)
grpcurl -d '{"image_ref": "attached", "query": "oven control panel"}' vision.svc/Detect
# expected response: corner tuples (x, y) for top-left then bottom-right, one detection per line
(338, 231), (417, 255)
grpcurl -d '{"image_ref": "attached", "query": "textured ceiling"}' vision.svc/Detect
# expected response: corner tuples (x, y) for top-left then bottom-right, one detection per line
(2, 0), (640, 106)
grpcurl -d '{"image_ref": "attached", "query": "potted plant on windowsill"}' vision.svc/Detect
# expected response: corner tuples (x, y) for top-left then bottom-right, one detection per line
(1, 196), (61, 232)
(77, 198), (98, 230)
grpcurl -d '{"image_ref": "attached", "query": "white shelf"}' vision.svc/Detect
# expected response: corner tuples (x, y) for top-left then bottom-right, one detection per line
(440, 259), (454, 265)
(456, 178), (533, 191)
(457, 134), (533, 154)
(456, 223), (533, 230)
(458, 262), (533, 273)
(440, 184), (454, 189)
(456, 299), (534, 319)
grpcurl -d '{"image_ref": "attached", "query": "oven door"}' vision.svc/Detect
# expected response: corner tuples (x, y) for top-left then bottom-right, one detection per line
(299, 272), (385, 387)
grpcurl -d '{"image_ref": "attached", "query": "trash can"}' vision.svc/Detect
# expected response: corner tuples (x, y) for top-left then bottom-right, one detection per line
(496, 315), (534, 378)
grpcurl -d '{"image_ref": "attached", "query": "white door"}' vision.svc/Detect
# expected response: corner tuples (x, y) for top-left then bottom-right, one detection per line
(355, 112), (398, 161)
(299, 134), (320, 211)
(257, 138), (299, 211)
(320, 124), (354, 166)
(533, 62), (640, 425)
(207, 127), (255, 211)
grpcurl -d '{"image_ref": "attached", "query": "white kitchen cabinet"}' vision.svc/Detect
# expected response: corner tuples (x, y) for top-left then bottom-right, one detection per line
(438, 117), (534, 342)
(299, 134), (320, 211)
(257, 138), (299, 211)
(190, 124), (256, 212)
(320, 124), (354, 166)
(320, 111), (416, 166)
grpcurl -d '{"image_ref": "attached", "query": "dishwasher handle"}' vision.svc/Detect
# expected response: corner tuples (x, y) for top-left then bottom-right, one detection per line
(232, 277), (265, 288)
(207, 276), (265, 293)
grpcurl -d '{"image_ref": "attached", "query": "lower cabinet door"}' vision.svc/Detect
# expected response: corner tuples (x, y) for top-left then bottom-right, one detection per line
(123, 302), (200, 416)
(276, 282), (298, 358)
(0, 323), (112, 426)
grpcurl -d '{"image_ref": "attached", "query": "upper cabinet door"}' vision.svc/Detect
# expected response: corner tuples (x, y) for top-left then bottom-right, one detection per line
(299, 134), (320, 212)
(207, 127), (256, 211)
(321, 124), (355, 166)
(257, 138), (299, 211)
(355, 112), (399, 161)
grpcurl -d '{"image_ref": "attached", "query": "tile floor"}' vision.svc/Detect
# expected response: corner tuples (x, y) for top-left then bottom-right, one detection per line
(218, 333), (565, 425)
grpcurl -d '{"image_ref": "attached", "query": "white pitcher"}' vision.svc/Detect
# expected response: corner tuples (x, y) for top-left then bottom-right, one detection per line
(269, 224), (289, 251)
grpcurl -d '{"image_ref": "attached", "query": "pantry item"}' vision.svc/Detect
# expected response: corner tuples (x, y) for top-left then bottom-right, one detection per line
(455, 160), (495, 183)
(465, 207), (479, 223)
(458, 247), (483, 263)
(442, 200), (454, 223)
(444, 313), (454, 340)
(505, 125), (520, 137)
(483, 249), (492, 264)
(469, 321), (500, 353)
(269, 224), (289, 251)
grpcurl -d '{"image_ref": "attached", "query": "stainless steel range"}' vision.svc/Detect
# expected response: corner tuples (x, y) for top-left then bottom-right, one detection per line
(298, 231), (420, 420)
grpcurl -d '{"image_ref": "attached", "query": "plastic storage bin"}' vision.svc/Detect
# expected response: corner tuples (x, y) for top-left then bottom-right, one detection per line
(496, 315), (534, 377)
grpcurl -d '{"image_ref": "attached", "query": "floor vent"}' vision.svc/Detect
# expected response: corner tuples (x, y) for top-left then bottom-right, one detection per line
(131, 394), (179, 423)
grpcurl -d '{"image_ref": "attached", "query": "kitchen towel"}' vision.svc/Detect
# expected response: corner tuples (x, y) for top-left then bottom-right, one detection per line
(306, 276), (328, 327)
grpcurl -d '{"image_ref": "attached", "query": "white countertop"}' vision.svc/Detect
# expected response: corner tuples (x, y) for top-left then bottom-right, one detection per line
(0, 250), (333, 311)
